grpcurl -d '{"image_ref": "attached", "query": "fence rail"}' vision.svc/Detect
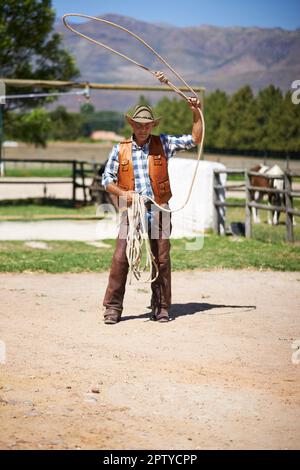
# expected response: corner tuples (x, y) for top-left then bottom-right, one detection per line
(0, 158), (101, 205)
(213, 169), (300, 243)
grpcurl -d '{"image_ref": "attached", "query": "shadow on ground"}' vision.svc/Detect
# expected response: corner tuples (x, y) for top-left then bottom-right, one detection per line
(121, 302), (256, 322)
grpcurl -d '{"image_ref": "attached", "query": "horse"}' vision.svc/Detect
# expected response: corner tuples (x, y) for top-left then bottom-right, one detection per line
(249, 164), (284, 225)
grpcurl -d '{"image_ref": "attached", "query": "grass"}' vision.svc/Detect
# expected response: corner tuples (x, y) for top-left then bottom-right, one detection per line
(0, 198), (299, 272)
(4, 167), (73, 178)
(223, 175), (300, 182)
(0, 240), (114, 273)
(226, 174), (246, 181)
(0, 202), (98, 220)
(0, 237), (299, 273)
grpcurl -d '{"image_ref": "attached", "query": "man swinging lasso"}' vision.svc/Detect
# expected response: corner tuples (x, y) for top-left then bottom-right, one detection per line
(102, 73), (203, 324)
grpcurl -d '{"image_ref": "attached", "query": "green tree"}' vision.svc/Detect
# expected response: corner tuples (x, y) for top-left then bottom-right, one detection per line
(11, 108), (52, 147)
(278, 91), (300, 152)
(255, 85), (283, 151)
(154, 97), (194, 135)
(79, 104), (124, 136)
(80, 103), (95, 116)
(48, 106), (83, 141)
(1, 0), (79, 146)
(0, 0), (79, 110)
(80, 103), (95, 137)
(204, 90), (228, 148)
(217, 86), (257, 150)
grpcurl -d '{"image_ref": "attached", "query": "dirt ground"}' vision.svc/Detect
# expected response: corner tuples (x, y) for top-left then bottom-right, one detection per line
(0, 270), (300, 450)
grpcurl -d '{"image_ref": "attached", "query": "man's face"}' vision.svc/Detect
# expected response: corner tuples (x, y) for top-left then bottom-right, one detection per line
(130, 121), (154, 144)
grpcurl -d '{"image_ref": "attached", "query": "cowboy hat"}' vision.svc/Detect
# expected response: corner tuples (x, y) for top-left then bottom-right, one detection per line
(125, 105), (161, 127)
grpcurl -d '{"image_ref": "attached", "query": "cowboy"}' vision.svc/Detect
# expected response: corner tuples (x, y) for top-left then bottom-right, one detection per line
(102, 97), (202, 324)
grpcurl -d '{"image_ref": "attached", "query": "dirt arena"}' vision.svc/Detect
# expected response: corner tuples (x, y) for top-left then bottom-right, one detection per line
(0, 270), (299, 450)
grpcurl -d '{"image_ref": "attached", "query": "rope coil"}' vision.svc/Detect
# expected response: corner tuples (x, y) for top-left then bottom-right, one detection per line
(126, 194), (159, 284)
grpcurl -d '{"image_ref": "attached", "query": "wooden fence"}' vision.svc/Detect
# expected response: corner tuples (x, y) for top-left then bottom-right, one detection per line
(213, 169), (300, 243)
(0, 158), (101, 205)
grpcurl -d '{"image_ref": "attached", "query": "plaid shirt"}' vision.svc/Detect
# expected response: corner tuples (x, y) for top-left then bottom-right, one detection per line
(102, 134), (196, 199)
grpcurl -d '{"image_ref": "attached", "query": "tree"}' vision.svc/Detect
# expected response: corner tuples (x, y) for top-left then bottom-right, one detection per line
(79, 104), (124, 136)
(153, 96), (195, 135)
(204, 90), (228, 148)
(255, 85), (283, 151)
(80, 103), (96, 116)
(48, 106), (83, 141)
(278, 91), (300, 152)
(0, 0), (79, 110)
(217, 86), (257, 150)
(10, 108), (52, 147)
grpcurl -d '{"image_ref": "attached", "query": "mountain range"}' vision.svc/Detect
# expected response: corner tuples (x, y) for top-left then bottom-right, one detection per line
(56, 14), (300, 111)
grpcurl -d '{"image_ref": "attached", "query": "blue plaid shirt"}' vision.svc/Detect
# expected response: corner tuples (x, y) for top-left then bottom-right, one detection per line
(102, 134), (196, 199)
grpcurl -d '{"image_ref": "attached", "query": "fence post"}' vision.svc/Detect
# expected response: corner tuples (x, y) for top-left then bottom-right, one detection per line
(219, 173), (226, 236)
(285, 171), (294, 243)
(80, 162), (87, 204)
(213, 171), (220, 234)
(213, 171), (226, 235)
(72, 161), (77, 206)
(245, 170), (252, 238)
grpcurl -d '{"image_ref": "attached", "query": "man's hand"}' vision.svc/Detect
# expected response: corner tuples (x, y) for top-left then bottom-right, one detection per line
(120, 190), (136, 206)
(188, 97), (202, 145)
(187, 97), (201, 113)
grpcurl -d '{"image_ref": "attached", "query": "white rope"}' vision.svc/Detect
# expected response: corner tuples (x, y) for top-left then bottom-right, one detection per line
(126, 193), (159, 284)
(62, 13), (206, 282)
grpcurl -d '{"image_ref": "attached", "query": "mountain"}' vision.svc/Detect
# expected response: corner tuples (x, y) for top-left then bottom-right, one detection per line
(56, 14), (300, 111)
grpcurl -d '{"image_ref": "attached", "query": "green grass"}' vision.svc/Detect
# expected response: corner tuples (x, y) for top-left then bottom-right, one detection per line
(0, 202), (98, 220)
(0, 237), (299, 273)
(0, 198), (299, 272)
(226, 174), (245, 181)
(172, 236), (300, 271)
(0, 240), (114, 273)
(5, 167), (73, 178)
(224, 175), (300, 182)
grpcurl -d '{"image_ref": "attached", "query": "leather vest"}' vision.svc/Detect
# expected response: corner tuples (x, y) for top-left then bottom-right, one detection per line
(117, 135), (172, 204)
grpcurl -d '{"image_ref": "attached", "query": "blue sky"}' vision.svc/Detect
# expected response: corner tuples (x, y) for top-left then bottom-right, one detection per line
(53, 0), (300, 29)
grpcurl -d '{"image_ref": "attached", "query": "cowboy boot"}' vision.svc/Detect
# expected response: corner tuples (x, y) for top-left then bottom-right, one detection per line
(103, 238), (128, 323)
(150, 238), (171, 322)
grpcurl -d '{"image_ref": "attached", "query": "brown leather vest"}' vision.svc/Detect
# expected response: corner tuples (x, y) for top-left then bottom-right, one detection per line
(117, 135), (172, 204)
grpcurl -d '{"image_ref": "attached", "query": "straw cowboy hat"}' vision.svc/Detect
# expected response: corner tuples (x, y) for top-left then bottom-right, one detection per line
(126, 105), (161, 127)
